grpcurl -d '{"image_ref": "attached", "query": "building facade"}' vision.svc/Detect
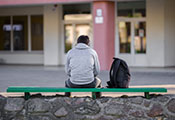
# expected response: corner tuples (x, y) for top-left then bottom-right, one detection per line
(0, 0), (175, 70)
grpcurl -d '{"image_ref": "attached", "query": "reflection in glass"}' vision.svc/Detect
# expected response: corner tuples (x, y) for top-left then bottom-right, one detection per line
(63, 3), (91, 18)
(117, 1), (146, 17)
(31, 15), (43, 50)
(134, 22), (146, 53)
(119, 22), (131, 53)
(118, 9), (133, 17)
(64, 24), (91, 53)
(134, 9), (146, 17)
(75, 24), (90, 44)
(64, 24), (73, 53)
(13, 16), (28, 50)
(64, 14), (92, 21)
(0, 16), (11, 50)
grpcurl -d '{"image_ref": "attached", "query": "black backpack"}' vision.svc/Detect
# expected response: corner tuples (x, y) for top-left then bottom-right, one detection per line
(107, 58), (131, 88)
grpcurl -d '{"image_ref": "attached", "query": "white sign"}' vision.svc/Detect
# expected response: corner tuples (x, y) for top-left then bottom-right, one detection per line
(139, 29), (144, 37)
(3, 25), (11, 31)
(96, 9), (102, 16)
(13, 25), (23, 31)
(95, 17), (103, 24)
(3, 24), (23, 31)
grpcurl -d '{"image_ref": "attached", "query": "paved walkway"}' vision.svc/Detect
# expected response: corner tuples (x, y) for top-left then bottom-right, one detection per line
(0, 65), (175, 97)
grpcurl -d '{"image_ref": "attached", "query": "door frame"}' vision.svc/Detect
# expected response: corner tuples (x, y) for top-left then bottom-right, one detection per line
(115, 17), (146, 66)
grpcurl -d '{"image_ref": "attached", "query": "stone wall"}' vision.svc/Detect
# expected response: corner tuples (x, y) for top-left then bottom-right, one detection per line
(0, 94), (175, 120)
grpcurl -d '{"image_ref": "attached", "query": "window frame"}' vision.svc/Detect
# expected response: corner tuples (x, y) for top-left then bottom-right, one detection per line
(0, 14), (43, 53)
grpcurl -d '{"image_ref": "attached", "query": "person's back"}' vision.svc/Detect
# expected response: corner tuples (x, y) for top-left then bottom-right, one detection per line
(65, 35), (101, 95)
(66, 43), (99, 85)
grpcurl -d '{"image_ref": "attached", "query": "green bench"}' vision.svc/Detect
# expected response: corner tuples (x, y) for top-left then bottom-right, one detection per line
(7, 86), (167, 100)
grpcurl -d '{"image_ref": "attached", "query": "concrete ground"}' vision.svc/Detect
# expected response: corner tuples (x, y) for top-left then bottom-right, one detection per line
(0, 65), (175, 97)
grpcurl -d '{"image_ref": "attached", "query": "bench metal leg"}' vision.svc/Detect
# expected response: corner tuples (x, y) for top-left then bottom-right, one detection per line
(144, 92), (150, 99)
(24, 92), (30, 100)
(92, 92), (96, 99)
(65, 92), (71, 97)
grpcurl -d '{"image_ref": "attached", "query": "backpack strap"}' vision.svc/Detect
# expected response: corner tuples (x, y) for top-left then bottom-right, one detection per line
(109, 58), (121, 88)
(112, 58), (121, 87)
(109, 60), (115, 87)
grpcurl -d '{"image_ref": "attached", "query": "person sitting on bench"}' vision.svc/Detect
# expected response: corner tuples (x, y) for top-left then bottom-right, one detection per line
(65, 35), (102, 97)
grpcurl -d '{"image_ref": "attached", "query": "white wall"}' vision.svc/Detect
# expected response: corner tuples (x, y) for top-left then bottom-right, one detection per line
(147, 0), (165, 67)
(164, 0), (175, 66)
(0, 52), (43, 64)
(0, 6), (43, 15)
(43, 5), (62, 66)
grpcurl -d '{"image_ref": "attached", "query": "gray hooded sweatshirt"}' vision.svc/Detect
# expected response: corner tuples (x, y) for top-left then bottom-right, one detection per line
(65, 43), (100, 85)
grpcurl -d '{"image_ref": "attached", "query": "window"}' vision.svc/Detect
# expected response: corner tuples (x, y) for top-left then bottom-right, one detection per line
(31, 15), (43, 50)
(13, 16), (28, 50)
(63, 4), (90, 17)
(119, 22), (131, 53)
(0, 16), (11, 50)
(64, 24), (73, 53)
(0, 15), (43, 52)
(117, 1), (146, 17)
(134, 22), (146, 53)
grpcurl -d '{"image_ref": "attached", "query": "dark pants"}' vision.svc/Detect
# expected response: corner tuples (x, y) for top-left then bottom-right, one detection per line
(65, 78), (102, 97)
(65, 77), (102, 88)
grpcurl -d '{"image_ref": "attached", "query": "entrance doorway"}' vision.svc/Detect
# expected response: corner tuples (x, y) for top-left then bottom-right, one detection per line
(116, 18), (146, 66)
(116, 0), (146, 66)
(61, 3), (92, 64)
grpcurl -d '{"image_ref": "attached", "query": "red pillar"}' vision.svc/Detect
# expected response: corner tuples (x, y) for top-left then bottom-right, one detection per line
(93, 1), (115, 70)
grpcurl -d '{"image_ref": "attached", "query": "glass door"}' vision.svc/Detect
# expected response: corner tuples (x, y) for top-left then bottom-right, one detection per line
(64, 23), (91, 53)
(62, 23), (92, 64)
(134, 21), (146, 54)
(118, 21), (131, 54)
(75, 24), (92, 46)
(64, 24), (74, 53)
(116, 19), (146, 66)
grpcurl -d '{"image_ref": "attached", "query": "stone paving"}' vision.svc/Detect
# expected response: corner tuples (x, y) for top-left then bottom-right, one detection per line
(0, 65), (175, 96)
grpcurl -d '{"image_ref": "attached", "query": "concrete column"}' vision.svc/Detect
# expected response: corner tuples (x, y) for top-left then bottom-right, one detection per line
(147, 0), (165, 67)
(147, 0), (175, 67)
(44, 5), (61, 66)
(164, 0), (175, 66)
(93, 1), (115, 70)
